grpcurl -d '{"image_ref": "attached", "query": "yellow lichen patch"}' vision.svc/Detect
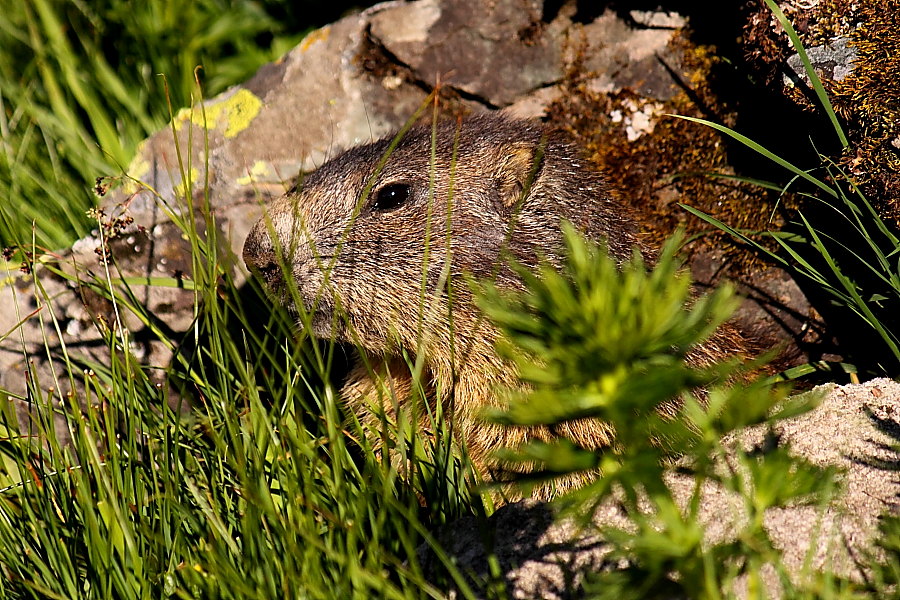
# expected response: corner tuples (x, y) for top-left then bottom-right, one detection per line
(173, 168), (200, 199)
(122, 140), (151, 194)
(125, 140), (151, 180)
(201, 89), (263, 138)
(300, 26), (330, 52)
(237, 161), (273, 185)
(171, 106), (194, 133)
(172, 89), (263, 139)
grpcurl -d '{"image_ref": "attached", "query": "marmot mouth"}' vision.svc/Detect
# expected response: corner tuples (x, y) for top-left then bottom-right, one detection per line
(283, 298), (343, 340)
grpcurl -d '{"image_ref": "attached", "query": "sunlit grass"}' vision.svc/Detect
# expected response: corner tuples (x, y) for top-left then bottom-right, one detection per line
(0, 0), (314, 249)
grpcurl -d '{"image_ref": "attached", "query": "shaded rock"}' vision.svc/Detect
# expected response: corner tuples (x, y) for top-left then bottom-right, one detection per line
(690, 248), (834, 369)
(783, 36), (858, 86)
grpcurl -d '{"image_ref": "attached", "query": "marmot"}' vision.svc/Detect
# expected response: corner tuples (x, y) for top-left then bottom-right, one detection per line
(242, 113), (735, 499)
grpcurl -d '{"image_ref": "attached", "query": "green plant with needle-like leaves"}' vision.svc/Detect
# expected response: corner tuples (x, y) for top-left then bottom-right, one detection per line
(478, 227), (846, 598)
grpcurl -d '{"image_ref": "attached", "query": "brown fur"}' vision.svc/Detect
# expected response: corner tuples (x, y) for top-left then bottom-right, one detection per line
(242, 114), (737, 500)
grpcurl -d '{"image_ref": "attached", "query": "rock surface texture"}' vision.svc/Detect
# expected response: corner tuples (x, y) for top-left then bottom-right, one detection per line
(428, 379), (900, 599)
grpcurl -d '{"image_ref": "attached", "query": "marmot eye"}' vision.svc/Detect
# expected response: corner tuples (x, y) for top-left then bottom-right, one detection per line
(371, 183), (411, 211)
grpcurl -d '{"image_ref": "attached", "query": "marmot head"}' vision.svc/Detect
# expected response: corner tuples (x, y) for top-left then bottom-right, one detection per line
(243, 114), (634, 355)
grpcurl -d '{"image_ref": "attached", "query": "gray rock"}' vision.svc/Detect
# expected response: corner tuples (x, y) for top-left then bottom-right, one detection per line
(784, 36), (858, 87)
(369, 0), (564, 108)
(428, 379), (900, 598)
(580, 9), (687, 100)
(690, 248), (829, 368)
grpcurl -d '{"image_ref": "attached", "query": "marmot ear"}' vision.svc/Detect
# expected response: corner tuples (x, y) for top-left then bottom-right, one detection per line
(495, 141), (544, 209)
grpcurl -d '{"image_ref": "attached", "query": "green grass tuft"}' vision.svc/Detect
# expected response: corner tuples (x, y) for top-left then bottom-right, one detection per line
(676, 0), (900, 378)
(0, 0), (338, 250)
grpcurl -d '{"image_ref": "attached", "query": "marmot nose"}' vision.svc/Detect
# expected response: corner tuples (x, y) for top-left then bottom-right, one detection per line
(243, 221), (282, 286)
(243, 221), (270, 268)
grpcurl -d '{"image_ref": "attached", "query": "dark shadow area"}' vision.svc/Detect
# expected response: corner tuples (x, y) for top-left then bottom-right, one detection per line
(262, 0), (383, 33)
(421, 500), (613, 599)
(579, 1), (899, 377)
(856, 405), (900, 475)
(661, 1), (899, 377)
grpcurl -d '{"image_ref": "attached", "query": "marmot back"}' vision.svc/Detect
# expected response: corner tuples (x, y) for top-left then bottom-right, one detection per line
(243, 114), (652, 499)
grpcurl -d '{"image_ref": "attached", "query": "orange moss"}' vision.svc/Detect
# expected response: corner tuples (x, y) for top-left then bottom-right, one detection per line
(829, 1), (900, 221)
(546, 30), (792, 274)
(744, 0), (900, 223)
